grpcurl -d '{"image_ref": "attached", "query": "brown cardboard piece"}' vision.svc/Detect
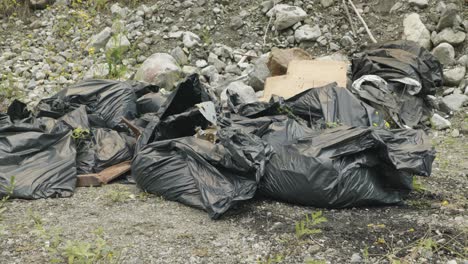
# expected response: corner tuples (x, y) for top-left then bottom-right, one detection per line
(262, 60), (348, 101)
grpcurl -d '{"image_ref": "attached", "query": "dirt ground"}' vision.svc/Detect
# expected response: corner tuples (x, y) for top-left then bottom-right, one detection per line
(1, 113), (466, 264)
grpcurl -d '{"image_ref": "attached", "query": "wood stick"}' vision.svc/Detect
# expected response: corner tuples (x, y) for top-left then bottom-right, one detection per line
(342, 0), (357, 36)
(262, 0), (277, 47)
(348, 0), (377, 43)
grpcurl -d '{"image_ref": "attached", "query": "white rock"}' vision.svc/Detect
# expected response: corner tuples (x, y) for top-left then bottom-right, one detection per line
(196, 60), (208, 68)
(220, 81), (258, 105)
(443, 66), (466, 86)
(134, 53), (182, 90)
(350, 253), (362, 263)
(110, 3), (128, 17)
(431, 113), (451, 130)
(267, 4), (307, 31)
(457, 55), (468, 69)
(84, 63), (109, 79)
(182, 32), (201, 48)
(403, 13), (431, 50)
(294, 25), (321, 42)
(431, 43), (455, 65)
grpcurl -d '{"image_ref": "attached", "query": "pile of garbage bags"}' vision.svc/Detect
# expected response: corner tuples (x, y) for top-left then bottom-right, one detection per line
(0, 40), (437, 219)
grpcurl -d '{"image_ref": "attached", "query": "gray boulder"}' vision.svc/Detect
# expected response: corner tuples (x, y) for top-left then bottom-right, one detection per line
(442, 94), (468, 111)
(431, 113), (451, 130)
(294, 25), (321, 42)
(267, 4), (307, 31)
(431, 28), (466, 46)
(134, 53), (182, 90)
(431, 43), (455, 65)
(436, 8), (461, 31)
(403, 13), (431, 50)
(443, 66), (466, 86)
(457, 55), (468, 69)
(208, 53), (226, 72)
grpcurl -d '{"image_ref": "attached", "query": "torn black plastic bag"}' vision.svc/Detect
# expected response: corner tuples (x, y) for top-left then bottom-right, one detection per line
(37, 79), (153, 130)
(0, 126), (77, 199)
(136, 92), (168, 114)
(76, 128), (135, 174)
(351, 40), (442, 96)
(138, 74), (214, 146)
(132, 132), (273, 219)
(259, 126), (435, 208)
(237, 83), (384, 128)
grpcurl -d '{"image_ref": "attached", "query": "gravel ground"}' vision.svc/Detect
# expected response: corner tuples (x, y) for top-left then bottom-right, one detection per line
(1, 113), (467, 264)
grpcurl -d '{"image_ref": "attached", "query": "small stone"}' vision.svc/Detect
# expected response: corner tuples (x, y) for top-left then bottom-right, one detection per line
(183, 32), (201, 48)
(208, 53), (226, 72)
(403, 13), (431, 50)
(320, 0), (334, 8)
(443, 88), (455, 96)
(444, 66), (466, 86)
(408, 0), (428, 8)
(220, 81), (257, 105)
(451, 129), (460, 138)
(182, 66), (199, 75)
(431, 113), (451, 130)
(230, 16), (244, 30)
(431, 43), (455, 65)
(171, 47), (188, 65)
(266, 4), (307, 31)
(442, 94), (468, 111)
(196, 60), (208, 68)
(350, 253), (362, 263)
(225, 64), (242, 75)
(432, 28), (466, 46)
(294, 24), (321, 42)
(341, 35), (355, 47)
(458, 55), (468, 69)
(261, 1), (274, 13)
(437, 8), (461, 31)
(105, 34), (130, 52)
(110, 3), (128, 17)
(35, 71), (46, 80)
(87, 27), (112, 50)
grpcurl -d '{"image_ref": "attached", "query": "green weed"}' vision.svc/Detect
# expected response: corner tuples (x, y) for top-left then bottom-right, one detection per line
(257, 254), (284, 264)
(104, 186), (133, 204)
(295, 211), (327, 239)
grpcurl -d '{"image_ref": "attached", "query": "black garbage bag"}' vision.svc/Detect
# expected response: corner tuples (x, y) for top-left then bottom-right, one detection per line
(37, 79), (154, 130)
(352, 40), (442, 96)
(259, 125), (435, 207)
(138, 74), (214, 146)
(76, 128), (135, 174)
(0, 126), (77, 199)
(132, 129), (273, 219)
(351, 40), (443, 128)
(237, 83), (384, 128)
(136, 92), (168, 114)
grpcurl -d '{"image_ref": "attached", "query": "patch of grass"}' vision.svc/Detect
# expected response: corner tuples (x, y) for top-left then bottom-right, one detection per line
(104, 186), (134, 204)
(106, 46), (128, 79)
(295, 211), (327, 239)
